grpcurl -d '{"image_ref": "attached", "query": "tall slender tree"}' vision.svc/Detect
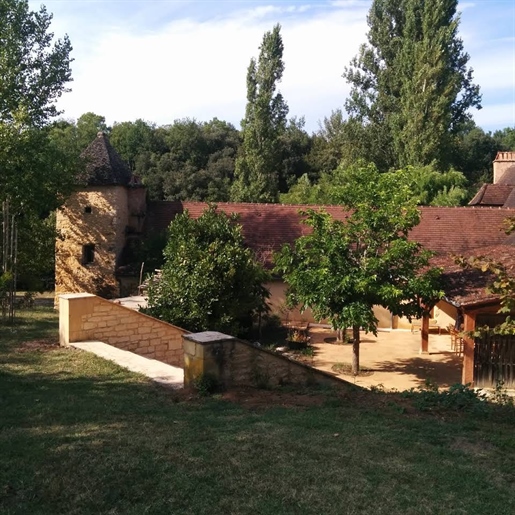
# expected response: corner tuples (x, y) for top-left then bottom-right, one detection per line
(343, 0), (481, 171)
(232, 24), (288, 203)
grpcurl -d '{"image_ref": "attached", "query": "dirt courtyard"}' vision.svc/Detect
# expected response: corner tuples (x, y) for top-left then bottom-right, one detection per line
(307, 326), (462, 391)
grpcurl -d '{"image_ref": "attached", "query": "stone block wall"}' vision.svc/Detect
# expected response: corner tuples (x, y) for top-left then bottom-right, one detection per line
(183, 332), (353, 390)
(55, 186), (129, 301)
(59, 293), (188, 367)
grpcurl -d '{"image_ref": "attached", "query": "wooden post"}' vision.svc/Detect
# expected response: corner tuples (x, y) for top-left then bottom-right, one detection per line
(420, 313), (429, 354)
(461, 311), (476, 385)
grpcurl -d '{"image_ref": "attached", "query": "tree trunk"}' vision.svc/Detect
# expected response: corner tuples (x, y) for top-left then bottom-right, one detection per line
(352, 325), (360, 375)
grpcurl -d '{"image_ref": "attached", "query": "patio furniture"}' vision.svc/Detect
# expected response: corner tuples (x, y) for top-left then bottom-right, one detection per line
(448, 325), (464, 357)
(411, 319), (441, 334)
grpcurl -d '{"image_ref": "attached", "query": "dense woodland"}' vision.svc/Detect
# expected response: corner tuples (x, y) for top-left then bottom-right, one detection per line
(1, 0), (515, 294)
(51, 112), (515, 204)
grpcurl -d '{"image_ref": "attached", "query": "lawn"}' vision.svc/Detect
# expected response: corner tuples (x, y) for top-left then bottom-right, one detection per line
(1, 307), (515, 514)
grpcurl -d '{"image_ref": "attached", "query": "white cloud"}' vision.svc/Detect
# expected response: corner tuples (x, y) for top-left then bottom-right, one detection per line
(474, 103), (515, 131)
(55, 2), (368, 131)
(35, 0), (515, 132)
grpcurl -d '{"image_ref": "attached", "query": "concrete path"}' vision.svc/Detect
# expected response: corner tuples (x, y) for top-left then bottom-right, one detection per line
(70, 341), (184, 388)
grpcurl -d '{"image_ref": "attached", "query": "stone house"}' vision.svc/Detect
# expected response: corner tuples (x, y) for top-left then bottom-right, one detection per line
(55, 136), (515, 335)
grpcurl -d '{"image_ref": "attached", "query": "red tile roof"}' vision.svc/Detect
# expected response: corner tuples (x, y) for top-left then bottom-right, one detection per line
(468, 184), (515, 207)
(146, 201), (515, 256)
(412, 207), (514, 254)
(432, 245), (515, 307)
(144, 201), (515, 306)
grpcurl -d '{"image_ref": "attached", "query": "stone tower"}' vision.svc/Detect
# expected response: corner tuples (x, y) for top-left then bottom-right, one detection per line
(55, 132), (146, 301)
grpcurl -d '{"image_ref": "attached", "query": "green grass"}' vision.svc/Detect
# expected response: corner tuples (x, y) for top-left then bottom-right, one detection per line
(2, 307), (515, 514)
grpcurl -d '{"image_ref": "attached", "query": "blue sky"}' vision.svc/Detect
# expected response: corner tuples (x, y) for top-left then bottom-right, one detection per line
(30, 0), (515, 134)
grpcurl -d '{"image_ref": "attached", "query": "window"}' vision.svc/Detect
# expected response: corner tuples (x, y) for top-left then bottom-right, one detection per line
(82, 244), (95, 265)
(84, 206), (92, 214)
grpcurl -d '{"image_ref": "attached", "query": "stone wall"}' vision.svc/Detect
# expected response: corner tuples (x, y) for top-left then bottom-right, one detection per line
(59, 293), (187, 367)
(55, 186), (129, 300)
(267, 279), (394, 329)
(183, 332), (354, 390)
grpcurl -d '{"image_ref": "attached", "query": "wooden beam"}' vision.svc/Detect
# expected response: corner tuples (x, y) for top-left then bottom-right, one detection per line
(461, 312), (476, 385)
(420, 313), (429, 354)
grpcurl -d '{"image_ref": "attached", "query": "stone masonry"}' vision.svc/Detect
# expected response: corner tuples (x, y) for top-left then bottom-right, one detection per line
(55, 187), (129, 300)
(59, 293), (188, 367)
(182, 331), (352, 390)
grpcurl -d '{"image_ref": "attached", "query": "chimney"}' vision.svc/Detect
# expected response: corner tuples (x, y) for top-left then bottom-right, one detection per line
(493, 151), (515, 184)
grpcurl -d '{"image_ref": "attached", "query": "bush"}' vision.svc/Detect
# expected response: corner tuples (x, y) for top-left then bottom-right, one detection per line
(144, 205), (270, 336)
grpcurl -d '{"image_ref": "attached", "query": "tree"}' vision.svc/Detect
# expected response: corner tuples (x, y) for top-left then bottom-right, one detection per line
(231, 24), (288, 202)
(281, 162), (469, 206)
(0, 0), (73, 312)
(110, 119), (157, 171)
(275, 164), (442, 374)
(1, 0), (74, 211)
(145, 205), (270, 336)
(343, 0), (481, 171)
(137, 118), (240, 202)
(451, 122), (499, 185)
(277, 117), (314, 193)
(0, 0), (72, 127)
(76, 112), (109, 149)
(494, 128), (515, 152)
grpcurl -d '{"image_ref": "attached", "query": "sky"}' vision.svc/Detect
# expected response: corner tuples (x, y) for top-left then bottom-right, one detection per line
(29, 0), (515, 134)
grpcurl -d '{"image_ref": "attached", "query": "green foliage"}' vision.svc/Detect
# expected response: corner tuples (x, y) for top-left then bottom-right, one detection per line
(282, 162), (469, 207)
(192, 374), (220, 397)
(0, 0), (74, 297)
(16, 213), (57, 291)
(138, 118), (240, 202)
(343, 0), (481, 171)
(145, 205), (270, 336)
(110, 119), (158, 171)
(275, 164), (442, 373)
(0, 0), (72, 127)
(455, 252), (515, 335)
(402, 382), (488, 412)
(451, 122), (499, 185)
(277, 116), (314, 192)
(232, 24), (288, 202)
(393, 165), (468, 206)
(491, 380), (514, 407)
(494, 127), (515, 151)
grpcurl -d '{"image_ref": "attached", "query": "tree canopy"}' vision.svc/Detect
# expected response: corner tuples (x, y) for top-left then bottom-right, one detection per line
(343, 0), (481, 171)
(281, 162), (469, 207)
(275, 164), (442, 373)
(145, 205), (270, 336)
(0, 0), (74, 213)
(232, 24), (288, 202)
(0, 0), (72, 127)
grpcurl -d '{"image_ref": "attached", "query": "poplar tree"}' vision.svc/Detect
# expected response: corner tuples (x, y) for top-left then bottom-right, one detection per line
(232, 24), (288, 203)
(343, 0), (481, 171)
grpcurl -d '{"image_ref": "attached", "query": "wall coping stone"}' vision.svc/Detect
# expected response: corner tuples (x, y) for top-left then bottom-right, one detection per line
(59, 293), (95, 299)
(184, 331), (235, 343)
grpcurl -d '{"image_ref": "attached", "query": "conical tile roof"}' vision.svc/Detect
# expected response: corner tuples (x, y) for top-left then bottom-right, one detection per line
(81, 132), (132, 186)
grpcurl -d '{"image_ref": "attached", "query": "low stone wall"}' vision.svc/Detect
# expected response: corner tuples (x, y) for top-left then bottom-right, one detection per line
(59, 293), (188, 367)
(183, 332), (355, 390)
